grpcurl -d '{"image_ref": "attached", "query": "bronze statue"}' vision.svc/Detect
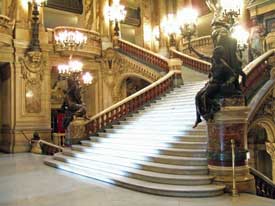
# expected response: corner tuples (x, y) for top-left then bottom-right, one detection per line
(61, 77), (87, 129)
(191, 45), (244, 128)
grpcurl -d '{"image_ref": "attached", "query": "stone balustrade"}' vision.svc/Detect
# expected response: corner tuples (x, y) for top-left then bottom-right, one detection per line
(117, 39), (170, 73)
(50, 26), (102, 57)
(181, 35), (212, 53)
(170, 48), (211, 74)
(85, 71), (177, 136)
(0, 15), (13, 47)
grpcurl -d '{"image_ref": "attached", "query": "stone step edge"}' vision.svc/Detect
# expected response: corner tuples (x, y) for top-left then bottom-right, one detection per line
(63, 150), (208, 171)
(53, 154), (213, 182)
(45, 159), (225, 197)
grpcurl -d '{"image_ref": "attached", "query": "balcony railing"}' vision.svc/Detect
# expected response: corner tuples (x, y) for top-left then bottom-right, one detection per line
(50, 26), (102, 57)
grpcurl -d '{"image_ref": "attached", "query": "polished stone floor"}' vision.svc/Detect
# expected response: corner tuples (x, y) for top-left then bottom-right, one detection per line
(0, 153), (274, 206)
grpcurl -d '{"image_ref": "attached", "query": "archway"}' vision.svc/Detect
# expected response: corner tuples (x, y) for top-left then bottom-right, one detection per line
(113, 73), (154, 102)
(248, 118), (275, 180)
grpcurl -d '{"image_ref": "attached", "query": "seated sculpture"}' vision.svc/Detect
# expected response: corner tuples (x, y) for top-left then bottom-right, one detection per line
(61, 78), (87, 130)
(190, 45), (245, 128)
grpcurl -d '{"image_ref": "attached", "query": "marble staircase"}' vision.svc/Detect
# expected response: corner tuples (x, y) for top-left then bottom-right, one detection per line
(45, 81), (225, 197)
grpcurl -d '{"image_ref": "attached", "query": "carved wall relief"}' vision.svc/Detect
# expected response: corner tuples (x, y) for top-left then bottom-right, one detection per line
(19, 51), (46, 113)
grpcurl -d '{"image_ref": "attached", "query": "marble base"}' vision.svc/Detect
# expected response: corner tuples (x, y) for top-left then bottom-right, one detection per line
(207, 97), (255, 193)
(209, 165), (255, 194)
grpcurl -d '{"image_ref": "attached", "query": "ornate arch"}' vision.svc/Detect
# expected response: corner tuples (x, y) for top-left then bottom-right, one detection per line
(113, 72), (155, 102)
(101, 48), (162, 102)
(249, 117), (275, 143)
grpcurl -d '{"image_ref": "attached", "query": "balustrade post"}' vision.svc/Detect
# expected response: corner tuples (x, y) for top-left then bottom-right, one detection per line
(168, 58), (183, 86)
(207, 97), (255, 193)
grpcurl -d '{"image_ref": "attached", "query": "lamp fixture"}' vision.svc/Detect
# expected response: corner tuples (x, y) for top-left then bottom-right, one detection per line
(220, 0), (242, 27)
(57, 59), (92, 86)
(231, 24), (249, 58)
(27, 0), (47, 52)
(104, 0), (127, 36)
(178, 8), (198, 42)
(161, 13), (181, 47)
(54, 30), (87, 50)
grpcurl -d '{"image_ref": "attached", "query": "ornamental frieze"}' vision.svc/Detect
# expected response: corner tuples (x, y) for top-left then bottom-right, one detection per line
(19, 51), (46, 113)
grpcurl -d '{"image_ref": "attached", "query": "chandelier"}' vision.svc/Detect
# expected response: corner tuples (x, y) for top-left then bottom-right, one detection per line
(220, 0), (242, 27)
(54, 29), (87, 50)
(57, 59), (92, 86)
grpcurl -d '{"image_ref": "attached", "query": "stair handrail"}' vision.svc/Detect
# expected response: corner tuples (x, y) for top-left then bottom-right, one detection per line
(242, 49), (275, 97)
(249, 167), (275, 199)
(117, 39), (170, 73)
(85, 70), (177, 135)
(181, 35), (212, 53)
(170, 47), (211, 74)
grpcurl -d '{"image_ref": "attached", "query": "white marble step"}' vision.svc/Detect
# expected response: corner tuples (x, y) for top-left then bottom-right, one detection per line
(96, 132), (207, 140)
(72, 144), (207, 161)
(111, 124), (207, 133)
(105, 128), (206, 136)
(78, 141), (207, 157)
(92, 133), (207, 143)
(45, 159), (224, 197)
(118, 120), (197, 126)
(82, 138), (207, 150)
(62, 150), (209, 175)
(53, 154), (213, 185)
(126, 116), (196, 122)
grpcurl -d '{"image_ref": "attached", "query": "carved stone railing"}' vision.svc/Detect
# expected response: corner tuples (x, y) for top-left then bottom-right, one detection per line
(49, 26), (102, 57)
(170, 48), (211, 74)
(250, 167), (275, 199)
(0, 15), (13, 47)
(181, 35), (212, 53)
(242, 49), (275, 101)
(117, 39), (170, 73)
(85, 71), (177, 135)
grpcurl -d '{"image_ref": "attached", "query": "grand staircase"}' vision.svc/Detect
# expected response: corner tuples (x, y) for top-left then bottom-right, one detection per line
(45, 80), (226, 197)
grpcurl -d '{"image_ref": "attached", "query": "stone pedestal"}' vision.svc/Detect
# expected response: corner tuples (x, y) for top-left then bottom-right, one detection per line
(207, 97), (255, 193)
(168, 58), (183, 86)
(67, 117), (87, 145)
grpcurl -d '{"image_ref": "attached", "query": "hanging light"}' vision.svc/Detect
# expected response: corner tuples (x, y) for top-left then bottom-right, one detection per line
(68, 60), (83, 73)
(54, 29), (87, 50)
(82, 72), (93, 85)
(57, 64), (70, 75)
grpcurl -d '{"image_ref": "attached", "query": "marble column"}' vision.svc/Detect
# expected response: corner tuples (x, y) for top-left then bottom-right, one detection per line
(207, 97), (255, 193)
(266, 142), (275, 183)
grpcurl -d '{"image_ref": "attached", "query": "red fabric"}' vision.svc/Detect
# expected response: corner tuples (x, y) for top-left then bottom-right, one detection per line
(57, 113), (65, 133)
